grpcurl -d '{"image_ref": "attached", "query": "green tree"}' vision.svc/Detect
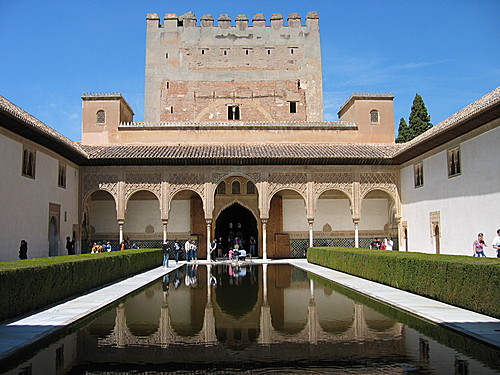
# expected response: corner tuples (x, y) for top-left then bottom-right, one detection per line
(408, 93), (433, 139)
(395, 117), (410, 143)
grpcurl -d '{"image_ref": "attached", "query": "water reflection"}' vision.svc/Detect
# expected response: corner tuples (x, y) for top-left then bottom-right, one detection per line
(3, 264), (499, 374)
(83, 264), (404, 351)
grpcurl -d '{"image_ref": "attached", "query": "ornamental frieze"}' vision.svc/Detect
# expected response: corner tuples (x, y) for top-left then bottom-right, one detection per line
(83, 173), (119, 199)
(124, 173), (162, 199)
(313, 172), (354, 198)
(167, 173), (206, 199)
(268, 172), (308, 197)
(359, 172), (398, 199)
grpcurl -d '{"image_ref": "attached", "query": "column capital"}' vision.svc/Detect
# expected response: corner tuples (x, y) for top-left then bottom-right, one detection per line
(118, 219), (125, 225)
(352, 218), (360, 224)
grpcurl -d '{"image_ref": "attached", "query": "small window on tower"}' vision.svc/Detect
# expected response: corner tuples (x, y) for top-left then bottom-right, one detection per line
(96, 110), (106, 124)
(289, 101), (297, 113)
(370, 109), (379, 124)
(165, 52), (169, 59)
(228, 105), (240, 120)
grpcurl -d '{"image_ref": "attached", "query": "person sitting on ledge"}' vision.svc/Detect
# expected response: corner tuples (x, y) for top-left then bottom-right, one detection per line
(238, 249), (247, 261)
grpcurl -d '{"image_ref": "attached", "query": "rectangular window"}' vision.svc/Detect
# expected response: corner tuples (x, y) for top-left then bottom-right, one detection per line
(414, 162), (424, 188)
(447, 147), (461, 177)
(228, 105), (240, 120)
(22, 147), (36, 178)
(58, 163), (66, 188)
(289, 101), (297, 113)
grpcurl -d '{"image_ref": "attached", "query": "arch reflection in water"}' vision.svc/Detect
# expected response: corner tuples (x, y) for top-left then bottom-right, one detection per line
(6, 264), (500, 374)
(85, 264), (403, 354)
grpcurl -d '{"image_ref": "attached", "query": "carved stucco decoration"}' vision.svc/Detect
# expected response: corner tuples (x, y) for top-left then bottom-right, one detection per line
(268, 172), (308, 198)
(124, 173), (162, 201)
(83, 173), (119, 201)
(313, 172), (354, 199)
(360, 172), (398, 200)
(168, 173), (206, 200)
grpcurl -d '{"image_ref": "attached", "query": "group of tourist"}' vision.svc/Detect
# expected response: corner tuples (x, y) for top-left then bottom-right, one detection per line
(472, 229), (500, 257)
(91, 241), (112, 253)
(369, 238), (394, 250)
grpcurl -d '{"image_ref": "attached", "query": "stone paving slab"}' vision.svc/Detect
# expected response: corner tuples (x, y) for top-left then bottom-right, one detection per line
(289, 259), (500, 348)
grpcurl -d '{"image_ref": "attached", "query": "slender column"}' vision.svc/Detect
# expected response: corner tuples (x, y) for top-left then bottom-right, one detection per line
(308, 219), (314, 247)
(354, 219), (360, 248)
(206, 220), (212, 260)
(309, 279), (314, 298)
(118, 220), (124, 244)
(262, 219), (268, 261)
(162, 220), (168, 243)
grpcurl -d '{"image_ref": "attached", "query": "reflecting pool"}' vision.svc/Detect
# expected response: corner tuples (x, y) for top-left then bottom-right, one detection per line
(2, 264), (499, 374)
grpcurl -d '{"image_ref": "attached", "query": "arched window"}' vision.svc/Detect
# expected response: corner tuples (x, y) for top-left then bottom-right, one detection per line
(96, 110), (106, 124)
(370, 109), (379, 124)
(246, 181), (255, 194)
(232, 181), (240, 194)
(216, 181), (226, 194)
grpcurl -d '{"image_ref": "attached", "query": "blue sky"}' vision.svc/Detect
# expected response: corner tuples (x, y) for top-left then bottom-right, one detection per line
(0, 0), (498, 141)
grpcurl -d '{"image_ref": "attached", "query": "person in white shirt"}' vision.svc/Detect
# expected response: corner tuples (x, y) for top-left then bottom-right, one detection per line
(386, 237), (393, 251)
(492, 229), (500, 258)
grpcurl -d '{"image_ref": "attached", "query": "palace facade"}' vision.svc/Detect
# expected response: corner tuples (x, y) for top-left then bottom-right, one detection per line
(0, 11), (499, 261)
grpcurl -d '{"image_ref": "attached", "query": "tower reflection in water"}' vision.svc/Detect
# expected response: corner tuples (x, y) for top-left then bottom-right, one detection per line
(8, 264), (498, 374)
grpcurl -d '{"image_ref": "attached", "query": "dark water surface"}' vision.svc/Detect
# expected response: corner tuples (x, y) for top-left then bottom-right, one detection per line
(2, 264), (499, 374)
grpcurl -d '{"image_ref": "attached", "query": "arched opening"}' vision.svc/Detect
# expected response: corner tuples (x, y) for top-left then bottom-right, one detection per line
(49, 216), (58, 256)
(124, 190), (161, 249)
(360, 189), (398, 249)
(268, 189), (307, 258)
(168, 189), (206, 257)
(83, 190), (117, 252)
(215, 203), (257, 255)
(315, 189), (353, 247)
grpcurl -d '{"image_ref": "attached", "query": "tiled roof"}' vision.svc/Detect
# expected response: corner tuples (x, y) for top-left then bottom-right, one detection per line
(0, 96), (88, 162)
(1, 87), (498, 167)
(80, 143), (400, 165)
(393, 87), (500, 162)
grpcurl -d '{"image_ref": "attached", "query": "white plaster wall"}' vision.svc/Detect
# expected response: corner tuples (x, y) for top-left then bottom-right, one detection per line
(90, 200), (118, 233)
(314, 199), (353, 231)
(0, 132), (79, 261)
(167, 200), (190, 233)
(283, 199), (308, 231)
(124, 200), (162, 234)
(400, 126), (500, 255)
(359, 199), (389, 230)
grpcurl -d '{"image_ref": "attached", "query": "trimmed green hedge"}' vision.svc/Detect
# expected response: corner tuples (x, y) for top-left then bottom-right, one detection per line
(307, 247), (500, 318)
(0, 249), (162, 323)
(309, 273), (500, 370)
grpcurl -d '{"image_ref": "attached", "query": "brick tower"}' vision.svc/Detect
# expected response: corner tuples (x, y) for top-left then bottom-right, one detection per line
(144, 12), (323, 123)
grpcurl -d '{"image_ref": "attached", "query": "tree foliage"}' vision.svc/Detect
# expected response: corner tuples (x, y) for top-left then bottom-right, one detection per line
(395, 93), (433, 142)
(395, 117), (410, 143)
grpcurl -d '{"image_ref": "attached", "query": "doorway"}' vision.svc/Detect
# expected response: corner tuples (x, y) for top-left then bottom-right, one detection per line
(215, 203), (257, 254)
(49, 216), (58, 256)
